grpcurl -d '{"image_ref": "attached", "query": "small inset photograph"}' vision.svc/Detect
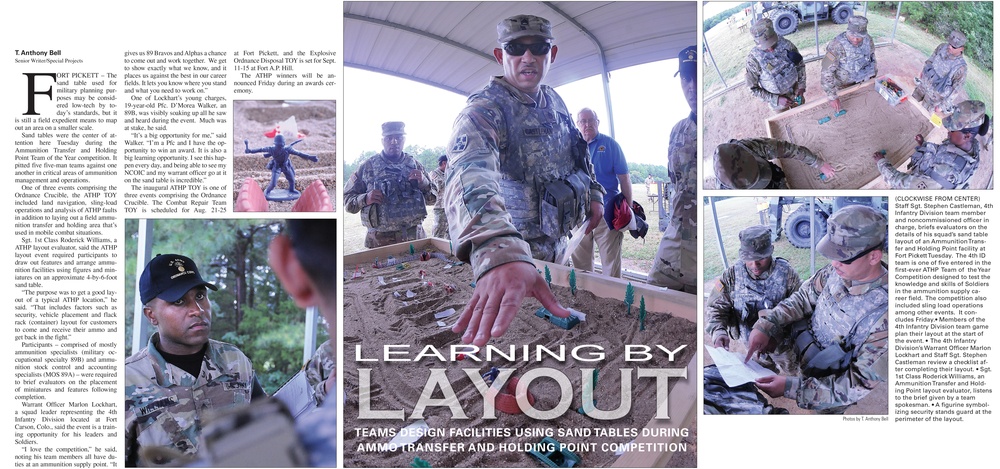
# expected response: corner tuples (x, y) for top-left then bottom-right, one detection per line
(233, 100), (336, 212)
(702, 196), (889, 415)
(124, 218), (338, 466)
(703, 2), (993, 189)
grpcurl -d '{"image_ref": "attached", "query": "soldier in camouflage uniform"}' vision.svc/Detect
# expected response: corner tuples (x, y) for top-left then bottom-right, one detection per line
(875, 100), (989, 189)
(648, 46), (698, 293)
(125, 254), (262, 466)
(714, 138), (836, 189)
(344, 121), (436, 248)
(706, 225), (802, 374)
(748, 205), (888, 413)
(912, 30), (968, 113)
(746, 18), (806, 112)
(303, 339), (336, 405)
(821, 16), (877, 112)
(429, 154), (450, 239)
(445, 14), (604, 346)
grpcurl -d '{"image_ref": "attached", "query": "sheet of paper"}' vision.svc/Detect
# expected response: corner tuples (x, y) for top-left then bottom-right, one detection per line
(705, 345), (776, 387)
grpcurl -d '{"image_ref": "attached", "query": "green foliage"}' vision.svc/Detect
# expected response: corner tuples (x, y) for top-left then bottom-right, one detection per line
(624, 282), (635, 316)
(704, 2), (753, 32)
(627, 162), (669, 185)
(544, 265), (552, 288)
(874, 1), (993, 69)
(638, 296), (647, 331)
(124, 219), (318, 395)
(569, 269), (577, 295)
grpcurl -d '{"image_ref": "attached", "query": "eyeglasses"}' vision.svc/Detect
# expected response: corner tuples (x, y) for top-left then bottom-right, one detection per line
(503, 42), (552, 56)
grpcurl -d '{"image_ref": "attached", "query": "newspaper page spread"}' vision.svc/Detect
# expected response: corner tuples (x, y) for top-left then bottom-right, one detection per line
(4, 1), (998, 469)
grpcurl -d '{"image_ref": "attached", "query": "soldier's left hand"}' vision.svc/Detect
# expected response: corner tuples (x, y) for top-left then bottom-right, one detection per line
(755, 375), (786, 398)
(871, 151), (885, 162)
(819, 162), (836, 178)
(408, 169), (424, 181)
(583, 201), (604, 235)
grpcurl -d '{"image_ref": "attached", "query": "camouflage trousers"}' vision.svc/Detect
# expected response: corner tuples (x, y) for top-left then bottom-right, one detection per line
(648, 227), (696, 294)
(431, 208), (449, 239)
(569, 221), (623, 278)
(364, 226), (425, 249)
(912, 84), (957, 113)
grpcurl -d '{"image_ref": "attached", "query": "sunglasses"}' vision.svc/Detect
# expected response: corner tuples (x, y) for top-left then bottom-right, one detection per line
(840, 244), (881, 265)
(503, 42), (552, 56)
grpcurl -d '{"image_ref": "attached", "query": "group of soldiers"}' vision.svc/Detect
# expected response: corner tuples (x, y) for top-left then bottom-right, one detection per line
(718, 15), (989, 190)
(709, 205), (889, 413)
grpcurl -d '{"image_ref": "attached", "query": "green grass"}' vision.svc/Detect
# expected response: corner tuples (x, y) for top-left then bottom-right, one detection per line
(704, 7), (992, 113)
(702, 197), (831, 283)
(344, 184), (665, 274)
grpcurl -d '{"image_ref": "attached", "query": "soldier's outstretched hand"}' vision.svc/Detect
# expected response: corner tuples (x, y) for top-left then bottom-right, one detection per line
(452, 261), (570, 346)
(829, 97), (842, 112)
(915, 134), (925, 146)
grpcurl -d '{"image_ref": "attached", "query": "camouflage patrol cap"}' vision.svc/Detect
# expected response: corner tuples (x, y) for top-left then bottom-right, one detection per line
(942, 100), (986, 132)
(817, 205), (887, 262)
(751, 19), (778, 49)
(498, 15), (554, 44)
(714, 142), (773, 189)
(948, 30), (967, 48)
(140, 254), (218, 304)
(381, 121), (406, 136)
(738, 225), (774, 262)
(846, 16), (868, 37)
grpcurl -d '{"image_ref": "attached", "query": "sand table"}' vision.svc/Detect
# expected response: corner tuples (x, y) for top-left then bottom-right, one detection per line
(766, 81), (935, 189)
(232, 100), (337, 211)
(343, 253), (697, 468)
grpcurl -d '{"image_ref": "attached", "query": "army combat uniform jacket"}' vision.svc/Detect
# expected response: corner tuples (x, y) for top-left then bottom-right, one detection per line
(753, 265), (889, 411)
(706, 257), (802, 345)
(445, 77), (603, 279)
(746, 38), (806, 109)
(821, 32), (877, 99)
(878, 138), (980, 190)
(648, 115), (697, 293)
(303, 339), (336, 405)
(125, 333), (257, 466)
(344, 151), (436, 248)
(915, 43), (967, 110)
(429, 166), (449, 239)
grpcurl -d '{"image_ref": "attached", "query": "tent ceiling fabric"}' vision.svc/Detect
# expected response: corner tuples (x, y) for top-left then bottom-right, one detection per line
(345, 1), (697, 96)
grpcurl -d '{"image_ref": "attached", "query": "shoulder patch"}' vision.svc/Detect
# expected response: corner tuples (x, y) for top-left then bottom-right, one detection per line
(452, 134), (468, 153)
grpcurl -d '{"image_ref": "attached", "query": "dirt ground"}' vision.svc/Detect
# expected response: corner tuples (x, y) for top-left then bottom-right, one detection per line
(703, 41), (993, 190)
(232, 100), (337, 211)
(342, 250), (698, 467)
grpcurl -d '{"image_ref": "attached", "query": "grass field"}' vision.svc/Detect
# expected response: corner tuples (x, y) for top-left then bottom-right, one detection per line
(702, 196), (832, 284)
(704, 7), (992, 113)
(344, 184), (666, 275)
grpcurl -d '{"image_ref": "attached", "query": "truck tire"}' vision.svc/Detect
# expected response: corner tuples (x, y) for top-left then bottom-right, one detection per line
(831, 4), (853, 24)
(785, 206), (828, 248)
(772, 10), (799, 36)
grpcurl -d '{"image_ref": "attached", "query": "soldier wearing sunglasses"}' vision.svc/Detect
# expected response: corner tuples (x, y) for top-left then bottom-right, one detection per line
(874, 100), (989, 190)
(444, 14), (604, 347)
(746, 205), (889, 413)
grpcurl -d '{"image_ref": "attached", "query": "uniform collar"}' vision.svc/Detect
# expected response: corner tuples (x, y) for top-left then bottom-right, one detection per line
(493, 76), (549, 108)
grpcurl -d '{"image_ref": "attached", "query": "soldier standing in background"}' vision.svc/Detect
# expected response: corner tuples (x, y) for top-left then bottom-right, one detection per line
(912, 30), (968, 114)
(821, 16), (877, 112)
(344, 122), (436, 248)
(429, 154), (450, 239)
(746, 18), (806, 112)
(445, 14), (605, 346)
(648, 46), (698, 294)
(748, 205), (888, 413)
(706, 225), (802, 374)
